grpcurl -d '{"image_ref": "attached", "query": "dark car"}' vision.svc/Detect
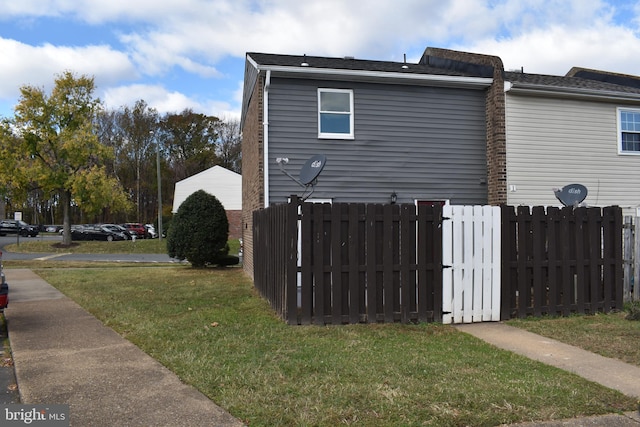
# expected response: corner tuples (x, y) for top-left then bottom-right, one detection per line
(71, 225), (126, 242)
(102, 224), (134, 240)
(122, 223), (146, 239)
(0, 219), (39, 237)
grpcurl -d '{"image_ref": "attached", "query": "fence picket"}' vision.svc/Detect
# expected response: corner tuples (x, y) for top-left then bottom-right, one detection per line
(472, 205), (484, 322)
(442, 205), (453, 324)
(490, 206), (501, 321)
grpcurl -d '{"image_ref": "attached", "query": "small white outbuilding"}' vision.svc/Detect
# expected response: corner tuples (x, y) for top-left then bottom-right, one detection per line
(172, 166), (241, 213)
(172, 166), (242, 238)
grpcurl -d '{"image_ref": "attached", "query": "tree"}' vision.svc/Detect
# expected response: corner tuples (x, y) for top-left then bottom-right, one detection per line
(216, 118), (242, 174)
(114, 100), (160, 222)
(167, 190), (230, 268)
(0, 71), (131, 245)
(161, 109), (220, 182)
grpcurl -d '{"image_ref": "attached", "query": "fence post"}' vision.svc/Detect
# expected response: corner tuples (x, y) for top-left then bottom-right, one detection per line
(635, 216), (640, 302)
(623, 216), (632, 302)
(286, 196), (300, 324)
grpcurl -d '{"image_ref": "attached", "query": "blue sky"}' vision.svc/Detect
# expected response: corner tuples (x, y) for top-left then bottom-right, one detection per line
(1, 0), (640, 120)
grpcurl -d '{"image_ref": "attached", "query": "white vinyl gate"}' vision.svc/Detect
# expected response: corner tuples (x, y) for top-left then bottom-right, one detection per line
(442, 205), (501, 324)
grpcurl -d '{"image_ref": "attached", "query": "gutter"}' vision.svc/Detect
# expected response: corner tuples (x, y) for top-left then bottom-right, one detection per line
(263, 69), (271, 208)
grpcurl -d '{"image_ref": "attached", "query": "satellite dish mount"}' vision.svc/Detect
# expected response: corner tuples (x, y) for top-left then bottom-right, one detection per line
(276, 154), (327, 201)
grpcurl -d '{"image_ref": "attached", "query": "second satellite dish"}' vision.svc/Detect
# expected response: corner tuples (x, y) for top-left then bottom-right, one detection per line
(299, 154), (327, 185)
(554, 183), (588, 207)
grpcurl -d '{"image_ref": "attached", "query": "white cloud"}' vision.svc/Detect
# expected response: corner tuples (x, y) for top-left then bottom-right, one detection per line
(2, 1), (630, 77)
(2, 0), (640, 121)
(467, 23), (640, 76)
(103, 83), (234, 118)
(0, 38), (136, 98)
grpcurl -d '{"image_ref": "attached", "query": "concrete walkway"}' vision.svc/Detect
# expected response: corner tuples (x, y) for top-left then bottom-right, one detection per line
(3, 269), (244, 427)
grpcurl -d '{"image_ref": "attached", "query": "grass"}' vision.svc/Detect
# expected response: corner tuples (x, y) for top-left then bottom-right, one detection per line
(506, 308), (640, 367)
(23, 265), (637, 427)
(4, 236), (241, 256)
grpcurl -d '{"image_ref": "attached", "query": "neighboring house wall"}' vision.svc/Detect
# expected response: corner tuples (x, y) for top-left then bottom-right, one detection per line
(266, 78), (488, 205)
(505, 93), (640, 214)
(241, 74), (264, 278)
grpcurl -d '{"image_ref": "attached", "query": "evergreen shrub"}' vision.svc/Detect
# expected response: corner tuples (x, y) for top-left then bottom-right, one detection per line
(167, 189), (237, 267)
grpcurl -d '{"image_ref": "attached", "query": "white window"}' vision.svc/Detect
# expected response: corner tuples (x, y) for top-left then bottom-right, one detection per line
(318, 89), (354, 139)
(618, 107), (640, 154)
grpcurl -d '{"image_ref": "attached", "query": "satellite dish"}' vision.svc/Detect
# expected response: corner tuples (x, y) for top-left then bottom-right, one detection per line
(276, 154), (328, 200)
(554, 183), (588, 207)
(299, 154), (327, 185)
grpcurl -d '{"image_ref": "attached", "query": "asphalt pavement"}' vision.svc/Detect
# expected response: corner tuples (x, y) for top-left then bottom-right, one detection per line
(0, 234), (183, 263)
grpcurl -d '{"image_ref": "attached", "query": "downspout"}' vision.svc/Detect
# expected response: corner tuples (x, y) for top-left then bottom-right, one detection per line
(263, 69), (271, 207)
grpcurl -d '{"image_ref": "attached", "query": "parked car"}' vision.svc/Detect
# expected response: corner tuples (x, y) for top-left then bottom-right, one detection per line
(0, 219), (39, 237)
(71, 225), (126, 242)
(60, 225), (84, 235)
(101, 224), (134, 240)
(0, 250), (7, 310)
(144, 224), (158, 239)
(122, 223), (146, 239)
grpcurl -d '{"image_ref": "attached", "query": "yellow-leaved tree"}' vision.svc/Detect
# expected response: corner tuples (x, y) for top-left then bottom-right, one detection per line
(0, 71), (131, 245)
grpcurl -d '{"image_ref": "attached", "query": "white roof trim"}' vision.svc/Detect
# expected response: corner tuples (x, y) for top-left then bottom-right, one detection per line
(254, 64), (493, 89)
(506, 82), (640, 102)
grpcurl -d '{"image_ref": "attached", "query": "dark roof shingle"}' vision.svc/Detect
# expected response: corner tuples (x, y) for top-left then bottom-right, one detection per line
(505, 71), (640, 95)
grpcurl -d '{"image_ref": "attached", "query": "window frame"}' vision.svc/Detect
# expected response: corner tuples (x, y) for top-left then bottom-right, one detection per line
(617, 107), (640, 155)
(317, 88), (354, 139)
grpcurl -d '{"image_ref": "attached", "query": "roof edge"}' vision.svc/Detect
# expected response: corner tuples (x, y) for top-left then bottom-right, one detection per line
(506, 82), (640, 102)
(246, 61), (493, 89)
(567, 67), (640, 89)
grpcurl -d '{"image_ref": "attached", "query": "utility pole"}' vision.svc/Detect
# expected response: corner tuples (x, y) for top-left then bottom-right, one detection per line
(151, 131), (163, 240)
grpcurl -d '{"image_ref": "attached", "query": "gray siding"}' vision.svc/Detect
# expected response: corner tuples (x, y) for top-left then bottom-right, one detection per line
(240, 59), (260, 130)
(266, 77), (488, 205)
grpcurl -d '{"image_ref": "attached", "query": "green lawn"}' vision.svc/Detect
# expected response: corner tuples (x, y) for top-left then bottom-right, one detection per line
(20, 265), (636, 427)
(507, 309), (640, 367)
(4, 236), (240, 256)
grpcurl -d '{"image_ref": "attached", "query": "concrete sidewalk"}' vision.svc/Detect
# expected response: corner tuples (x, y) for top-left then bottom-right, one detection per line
(3, 269), (244, 427)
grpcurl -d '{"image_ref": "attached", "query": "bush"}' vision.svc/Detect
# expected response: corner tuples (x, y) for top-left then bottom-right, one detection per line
(166, 190), (230, 268)
(626, 302), (640, 321)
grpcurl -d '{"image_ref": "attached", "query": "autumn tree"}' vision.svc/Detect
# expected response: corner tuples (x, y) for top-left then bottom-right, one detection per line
(161, 109), (220, 182)
(216, 118), (242, 174)
(0, 71), (131, 245)
(112, 100), (160, 222)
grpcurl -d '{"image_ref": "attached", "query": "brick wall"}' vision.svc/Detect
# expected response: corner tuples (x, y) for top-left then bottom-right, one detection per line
(241, 74), (265, 278)
(424, 48), (507, 205)
(226, 210), (241, 240)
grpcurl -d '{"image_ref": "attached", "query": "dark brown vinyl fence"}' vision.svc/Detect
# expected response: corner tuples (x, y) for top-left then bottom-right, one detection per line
(253, 200), (623, 325)
(501, 205), (623, 319)
(253, 199), (443, 325)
